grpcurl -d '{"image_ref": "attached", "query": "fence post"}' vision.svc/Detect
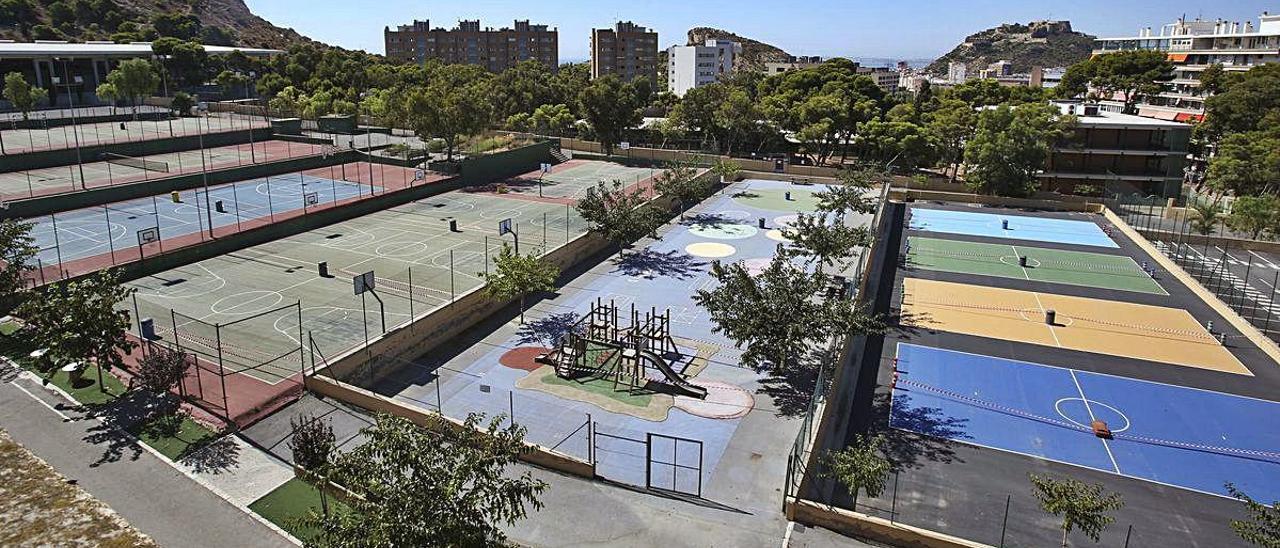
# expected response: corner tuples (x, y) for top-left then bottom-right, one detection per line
(890, 471), (899, 524)
(215, 323), (232, 425)
(1123, 524), (1133, 548)
(408, 266), (416, 326)
(999, 494), (1010, 547)
(450, 250), (455, 301)
(509, 391), (515, 427)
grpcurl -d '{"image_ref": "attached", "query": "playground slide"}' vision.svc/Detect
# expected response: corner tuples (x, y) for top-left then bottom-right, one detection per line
(639, 350), (708, 399)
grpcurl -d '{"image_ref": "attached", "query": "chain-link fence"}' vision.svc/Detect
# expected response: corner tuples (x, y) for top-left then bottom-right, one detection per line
(1104, 192), (1280, 343)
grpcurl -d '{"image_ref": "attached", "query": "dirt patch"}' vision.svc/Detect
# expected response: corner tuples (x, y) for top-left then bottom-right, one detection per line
(0, 429), (158, 547)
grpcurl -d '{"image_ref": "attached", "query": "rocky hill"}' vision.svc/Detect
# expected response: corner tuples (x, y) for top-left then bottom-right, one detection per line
(686, 27), (793, 72)
(925, 20), (1095, 75)
(0, 0), (312, 49)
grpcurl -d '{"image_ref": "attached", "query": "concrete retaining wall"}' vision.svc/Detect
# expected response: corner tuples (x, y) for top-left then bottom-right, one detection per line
(890, 188), (1102, 213)
(787, 499), (990, 548)
(304, 374), (595, 478)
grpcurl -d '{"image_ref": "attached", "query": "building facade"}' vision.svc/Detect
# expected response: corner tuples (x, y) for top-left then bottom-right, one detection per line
(384, 19), (558, 72)
(666, 39), (740, 96)
(762, 55), (824, 75)
(1041, 102), (1190, 197)
(0, 41), (280, 108)
(590, 21), (658, 84)
(857, 66), (900, 93)
(1093, 12), (1280, 122)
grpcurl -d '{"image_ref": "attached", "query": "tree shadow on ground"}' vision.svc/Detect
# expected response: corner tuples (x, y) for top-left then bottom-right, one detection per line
(871, 392), (966, 471)
(611, 249), (707, 280)
(179, 435), (241, 474)
(514, 312), (581, 347)
(680, 212), (738, 229)
(756, 364), (818, 418)
(81, 389), (163, 466)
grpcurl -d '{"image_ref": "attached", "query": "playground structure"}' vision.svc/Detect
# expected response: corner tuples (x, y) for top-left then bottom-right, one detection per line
(538, 298), (708, 399)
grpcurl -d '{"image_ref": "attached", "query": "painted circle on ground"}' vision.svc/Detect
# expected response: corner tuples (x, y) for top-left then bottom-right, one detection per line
(773, 214), (800, 228)
(731, 187), (821, 212)
(766, 229), (792, 242)
(689, 222), (759, 240)
(685, 242), (736, 258)
(210, 290), (284, 316)
(376, 241), (429, 258)
(715, 209), (753, 223)
(1054, 397), (1131, 433)
(998, 256), (1042, 268)
(499, 346), (549, 372)
(741, 257), (773, 277)
(675, 381), (755, 419)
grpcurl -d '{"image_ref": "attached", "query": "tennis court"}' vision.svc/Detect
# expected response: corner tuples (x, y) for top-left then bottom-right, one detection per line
(909, 208), (1118, 248)
(0, 139), (330, 200)
(905, 237), (1167, 294)
(0, 112), (268, 154)
(891, 343), (1280, 502)
(500, 159), (657, 200)
(127, 189), (586, 384)
(28, 173), (375, 265)
(901, 278), (1249, 374)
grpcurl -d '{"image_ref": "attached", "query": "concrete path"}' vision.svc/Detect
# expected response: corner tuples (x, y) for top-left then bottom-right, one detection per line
(0, 365), (295, 548)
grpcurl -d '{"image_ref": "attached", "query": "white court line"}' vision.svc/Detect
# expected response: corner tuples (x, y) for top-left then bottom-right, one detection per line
(1068, 369), (1121, 474)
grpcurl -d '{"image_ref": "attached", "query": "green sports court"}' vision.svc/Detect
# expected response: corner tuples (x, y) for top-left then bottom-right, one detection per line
(905, 236), (1167, 295)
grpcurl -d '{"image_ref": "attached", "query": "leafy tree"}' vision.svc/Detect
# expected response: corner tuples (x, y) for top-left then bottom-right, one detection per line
(3, 72), (48, 120)
(151, 12), (202, 41)
(653, 162), (708, 219)
(964, 103), (1073, 197)
(1058, 50), (1173, 114)
(133, 345), (189, 397)
(95, 82), (119, 113)
(1227, 483), (1280, 547)
(759, 60), (885, 164)
(578, 75), (643, 156)
(1226, 195), (1280, 240)
(927, 98), (977, 182)
(693, 253), (879, 373)
(1029, 474), (1124, 548)
(214, 70), (249, 98)
(480, 244), (560, 324)
(575, 180), (664, 252)
(946, 78), (1011, 107)
(1206, 132), (1280, 197)
(823, 434), (890, 508)
(784, 213), (871, 273)
(491, 60), (558, 121)
(17, 269), (136, 391)
(530, 103), (574, 136)
(1191, 202), (1223, 236)
(1199, 64), (1280, 142)
(816, 167), (883, 217)
(711, 159), (741, 183)
(855, 118), (938, 171)
(303, 413), (546, 547)
(1199, 63), (1227, 96)
(403, 71), (493, 160)
(288, 414), (336, 472)
(0, 220), (38, 313)
(169, 91), (194, 117)
(105, 59), (158, 119)
(152, 38), (209, 89)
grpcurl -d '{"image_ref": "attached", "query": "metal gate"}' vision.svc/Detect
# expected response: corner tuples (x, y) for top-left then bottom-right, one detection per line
(592, 424), (648, 487)
(646, 433), (703, 497)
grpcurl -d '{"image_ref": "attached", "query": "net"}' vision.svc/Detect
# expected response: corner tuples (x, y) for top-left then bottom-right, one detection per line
(103, 152), (170, 173)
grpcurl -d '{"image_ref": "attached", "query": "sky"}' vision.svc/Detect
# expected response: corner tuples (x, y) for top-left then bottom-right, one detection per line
(245, 0), (1278, 62)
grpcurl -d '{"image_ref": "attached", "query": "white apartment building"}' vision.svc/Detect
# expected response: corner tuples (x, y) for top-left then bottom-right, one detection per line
(1093, 11), (1280, 122)
(947, 61), (968, 84)
(666, 39), (740, 96)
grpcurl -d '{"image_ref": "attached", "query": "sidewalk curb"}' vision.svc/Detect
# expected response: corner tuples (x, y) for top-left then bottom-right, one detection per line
(1, 358), (302, 546)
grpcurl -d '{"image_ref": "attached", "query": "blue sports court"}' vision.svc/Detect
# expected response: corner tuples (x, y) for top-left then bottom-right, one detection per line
(29, 175), (376, 264)
(890, 343), (1280, 501)
(908, 208), (1118, 248)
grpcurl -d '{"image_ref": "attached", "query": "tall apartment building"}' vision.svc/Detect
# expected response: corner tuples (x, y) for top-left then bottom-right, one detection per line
(590, 21), (658, 84)
(947, 61), (968, 84)
(1041, 102), (1190, 197)
(666, 39), (740, 96)
(384, 19), (558, 72)
(857, 66), (900, 93)
(1093, 12), (1280, 122)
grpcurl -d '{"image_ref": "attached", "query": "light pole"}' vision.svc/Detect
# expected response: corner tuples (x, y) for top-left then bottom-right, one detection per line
(56, 58), (87, 188)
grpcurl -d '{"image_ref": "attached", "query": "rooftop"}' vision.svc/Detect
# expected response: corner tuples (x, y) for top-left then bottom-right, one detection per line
(0, 41), (282, 58)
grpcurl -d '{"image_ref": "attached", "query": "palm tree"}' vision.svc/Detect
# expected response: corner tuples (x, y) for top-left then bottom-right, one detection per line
(1190, 202), (1222, 236)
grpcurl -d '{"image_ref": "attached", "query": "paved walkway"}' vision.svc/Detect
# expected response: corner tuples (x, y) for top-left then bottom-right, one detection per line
(0, 366), (295, 548)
